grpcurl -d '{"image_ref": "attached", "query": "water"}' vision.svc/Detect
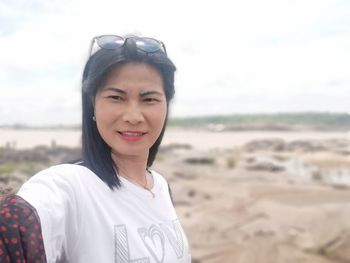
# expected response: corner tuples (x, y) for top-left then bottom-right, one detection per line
(1, 128), (349, 150)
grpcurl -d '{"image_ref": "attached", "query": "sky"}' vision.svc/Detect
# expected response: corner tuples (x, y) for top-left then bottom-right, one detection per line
(0, 0), (349, 126)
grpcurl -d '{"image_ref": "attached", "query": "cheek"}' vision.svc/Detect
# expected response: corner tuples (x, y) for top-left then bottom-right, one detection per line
(94, 100), (116, 123)
(154, 103), (168, 118)
(154, 103), (167, 125)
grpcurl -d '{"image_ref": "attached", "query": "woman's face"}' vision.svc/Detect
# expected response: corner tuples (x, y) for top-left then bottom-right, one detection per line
(94, 62), (167, 160)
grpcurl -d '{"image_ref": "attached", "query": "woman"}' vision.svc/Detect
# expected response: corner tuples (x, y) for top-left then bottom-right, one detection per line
(0, 35), (191, 262)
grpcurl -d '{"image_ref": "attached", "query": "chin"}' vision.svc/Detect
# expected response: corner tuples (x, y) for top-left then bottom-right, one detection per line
(112, 145), (149, 157)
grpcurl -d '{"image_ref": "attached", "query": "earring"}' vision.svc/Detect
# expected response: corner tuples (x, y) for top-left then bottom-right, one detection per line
(92, 116), (96, 121)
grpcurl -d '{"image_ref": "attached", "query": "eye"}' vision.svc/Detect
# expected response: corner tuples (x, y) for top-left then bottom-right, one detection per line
(108, 95), (124, 101)
(143, 98), (160, 103)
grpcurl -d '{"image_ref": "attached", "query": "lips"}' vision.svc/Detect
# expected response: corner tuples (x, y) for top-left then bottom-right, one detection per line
(118, 130), (146, 141)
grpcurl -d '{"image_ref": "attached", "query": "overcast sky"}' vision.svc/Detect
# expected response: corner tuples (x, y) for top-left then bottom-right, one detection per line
(1, 0), (349, 126)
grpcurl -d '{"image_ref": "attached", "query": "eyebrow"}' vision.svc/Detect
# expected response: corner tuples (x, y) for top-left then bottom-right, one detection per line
(103, 87), (163, 97)
(139, 91), (163, 97)
(103, 87), (126, 94)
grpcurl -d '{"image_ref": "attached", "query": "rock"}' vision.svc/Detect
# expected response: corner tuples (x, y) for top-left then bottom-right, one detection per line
(159, 143), (192, 153)
(173, 172), (197, 180)
(243, 139), (286, 152)
(184, 157), (215, 165)
(324, 230), (350, 262)
(286, 140), (327, 152)
(246, 161), (285, 172)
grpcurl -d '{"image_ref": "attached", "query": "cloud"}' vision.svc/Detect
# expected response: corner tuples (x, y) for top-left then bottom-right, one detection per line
(1, 0), (349, 125)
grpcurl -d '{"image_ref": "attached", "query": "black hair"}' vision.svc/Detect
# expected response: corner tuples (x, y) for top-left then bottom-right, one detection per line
(81, 37), (176, 189)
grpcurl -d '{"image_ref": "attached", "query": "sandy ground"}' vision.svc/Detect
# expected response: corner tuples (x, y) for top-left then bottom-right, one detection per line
(1, 128), (350, 262)
(153, 145), (350, 263)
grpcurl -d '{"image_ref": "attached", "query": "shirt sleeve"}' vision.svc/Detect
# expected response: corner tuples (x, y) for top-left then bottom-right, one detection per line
(16, 166), (82, 262)
(0, 194), (47, 263)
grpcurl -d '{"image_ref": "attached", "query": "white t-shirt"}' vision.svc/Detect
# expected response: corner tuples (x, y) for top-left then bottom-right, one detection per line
(17, 164), (191, 263)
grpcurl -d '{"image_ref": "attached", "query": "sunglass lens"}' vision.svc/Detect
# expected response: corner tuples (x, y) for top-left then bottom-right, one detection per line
(135, 38), (162, 52)
(97, 35), (124, 50)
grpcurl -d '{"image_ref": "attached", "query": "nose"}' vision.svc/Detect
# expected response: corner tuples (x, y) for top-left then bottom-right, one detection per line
(122, 102), (145, 125)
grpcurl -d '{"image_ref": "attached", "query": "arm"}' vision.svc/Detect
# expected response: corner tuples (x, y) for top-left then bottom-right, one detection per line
(0, 194), (47, 262)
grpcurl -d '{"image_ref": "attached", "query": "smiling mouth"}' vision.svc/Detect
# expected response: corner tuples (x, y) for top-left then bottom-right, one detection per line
(118, 131), (147, 136)
(117, 131), (147, 142)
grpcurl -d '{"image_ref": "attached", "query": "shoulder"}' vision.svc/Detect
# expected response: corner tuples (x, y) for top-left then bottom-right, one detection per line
(38, 163), (94, 177)
(16, 165), (92, 261)
(150, 170), (173, 196)
(17, 164), (99, 201)
(150, 170), (175, 204)
(150, 170), (168, 185)
(22, 163), (95, 185)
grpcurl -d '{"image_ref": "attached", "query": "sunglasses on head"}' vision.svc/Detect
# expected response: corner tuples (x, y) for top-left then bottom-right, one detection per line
(88, 35), (167, 56)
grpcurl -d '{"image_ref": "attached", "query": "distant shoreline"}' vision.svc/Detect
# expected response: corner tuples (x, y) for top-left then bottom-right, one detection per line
(2, 112), (350, 131)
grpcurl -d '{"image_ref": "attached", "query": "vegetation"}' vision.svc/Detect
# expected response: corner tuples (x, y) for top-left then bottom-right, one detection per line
(168, 112), (350, 131)
(0, 146), (81, 194)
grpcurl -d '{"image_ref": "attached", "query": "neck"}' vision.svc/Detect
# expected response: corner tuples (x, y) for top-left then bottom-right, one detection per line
(111, 151), (148, 181)
(111, 151), (155, 197)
